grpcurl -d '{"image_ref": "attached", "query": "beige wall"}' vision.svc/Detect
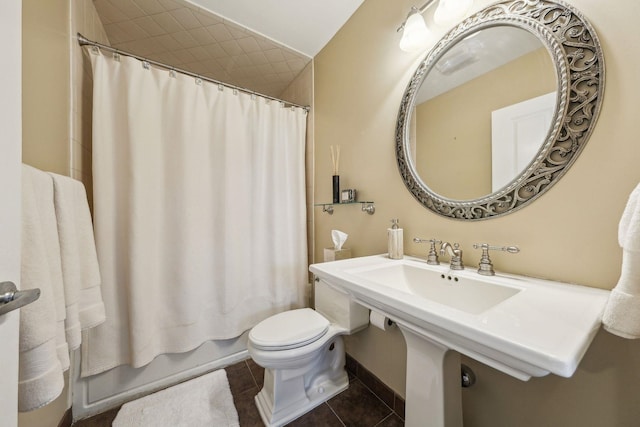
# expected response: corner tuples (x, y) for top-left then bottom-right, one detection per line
(314, 0), (640, 425)
(20, 1), (70, 426)
(19, 1), (108, 426)
(23, 0), (108, 198)
(416, 48), (555, 199)
(22, 0), (70, 175)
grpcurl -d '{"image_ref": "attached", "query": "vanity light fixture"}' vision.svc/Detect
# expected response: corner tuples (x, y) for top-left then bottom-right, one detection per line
(399, 6), (432, 52)
(398, 0), (473, 52)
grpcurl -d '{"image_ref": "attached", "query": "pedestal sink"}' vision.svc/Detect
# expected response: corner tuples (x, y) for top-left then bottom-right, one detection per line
(309, 255), (609, 427)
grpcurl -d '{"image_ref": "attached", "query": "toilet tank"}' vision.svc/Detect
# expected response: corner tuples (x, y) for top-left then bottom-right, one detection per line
(314, 278), (369, 334)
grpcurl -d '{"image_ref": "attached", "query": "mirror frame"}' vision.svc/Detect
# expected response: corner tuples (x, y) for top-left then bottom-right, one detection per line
(396, 0), (605, 220)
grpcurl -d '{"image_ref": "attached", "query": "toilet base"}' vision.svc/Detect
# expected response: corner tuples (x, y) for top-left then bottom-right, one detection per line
(254, 371), (348, 427)
(251, 336), (349, 427)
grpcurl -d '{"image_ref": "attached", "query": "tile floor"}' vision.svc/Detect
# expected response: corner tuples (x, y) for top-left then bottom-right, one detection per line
(73, 358), (404, 426)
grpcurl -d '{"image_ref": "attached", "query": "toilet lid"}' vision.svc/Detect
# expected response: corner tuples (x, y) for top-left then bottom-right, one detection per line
(250, 308), (330, 350)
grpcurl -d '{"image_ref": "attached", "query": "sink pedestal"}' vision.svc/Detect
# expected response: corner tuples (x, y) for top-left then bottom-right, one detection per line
(399, 325), (463, 427)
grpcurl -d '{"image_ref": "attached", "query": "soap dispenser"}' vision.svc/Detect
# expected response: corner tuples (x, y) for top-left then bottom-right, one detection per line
(388, 219), (404, 259)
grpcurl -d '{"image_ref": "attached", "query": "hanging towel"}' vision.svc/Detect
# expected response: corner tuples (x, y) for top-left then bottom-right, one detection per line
(31, 169), (69, 371)
(603, 183), (640, 338)
(19, 165), (65, 411)
(49, 173), (106, 350)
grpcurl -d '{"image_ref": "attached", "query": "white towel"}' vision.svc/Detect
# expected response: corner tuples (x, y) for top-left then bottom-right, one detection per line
(32, 170), (69, 370)
(49, 173), (106, 350)
(19, 165), (65, 411)
(603, 183), (640, 338)
(618, 182), (640, 251)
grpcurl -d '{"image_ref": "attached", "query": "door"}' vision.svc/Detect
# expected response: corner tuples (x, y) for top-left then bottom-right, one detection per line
(491, 92), (556, 192)
(0, 1), (22, 427)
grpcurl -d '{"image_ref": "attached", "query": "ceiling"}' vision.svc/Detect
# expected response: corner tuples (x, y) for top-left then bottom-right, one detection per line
(92, 0), (364, 98)
(417, 27), (546, 103)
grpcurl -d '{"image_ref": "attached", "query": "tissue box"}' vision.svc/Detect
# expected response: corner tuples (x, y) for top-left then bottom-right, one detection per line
(324, 248), (352, 262)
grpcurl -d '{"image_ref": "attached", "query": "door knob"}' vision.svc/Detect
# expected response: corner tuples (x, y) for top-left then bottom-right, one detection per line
(0, 281), (40, 316)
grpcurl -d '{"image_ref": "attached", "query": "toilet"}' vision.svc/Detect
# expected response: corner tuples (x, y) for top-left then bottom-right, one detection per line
(248, 279), (370, 427)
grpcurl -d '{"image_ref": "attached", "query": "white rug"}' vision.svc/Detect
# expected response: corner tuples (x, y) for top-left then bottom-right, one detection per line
(112, 369), (239, 427)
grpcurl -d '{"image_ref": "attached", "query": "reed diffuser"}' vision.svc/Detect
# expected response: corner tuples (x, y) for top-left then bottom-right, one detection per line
(330, 145), (340, 203)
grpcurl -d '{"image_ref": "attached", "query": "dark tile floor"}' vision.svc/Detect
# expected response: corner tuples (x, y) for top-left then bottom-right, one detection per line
(230, 358), (404, 427)
(73, 358), (404, 426)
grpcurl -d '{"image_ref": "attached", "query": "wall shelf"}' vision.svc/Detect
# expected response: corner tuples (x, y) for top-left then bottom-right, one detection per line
(315, 201), (375, 215)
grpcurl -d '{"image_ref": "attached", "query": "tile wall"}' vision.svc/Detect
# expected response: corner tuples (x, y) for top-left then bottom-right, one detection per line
(70, 0), (111, 206)
(279, 62), (315, 290)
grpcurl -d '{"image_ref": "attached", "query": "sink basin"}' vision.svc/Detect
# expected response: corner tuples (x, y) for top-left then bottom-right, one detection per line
(350, 263), (520, 315)
(310, 255), (609, 427)
(311, 255), (609, 379)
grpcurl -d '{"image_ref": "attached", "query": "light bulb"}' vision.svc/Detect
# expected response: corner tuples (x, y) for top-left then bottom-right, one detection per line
(434, 0), (473, 26)
(399, 10), (431, 53)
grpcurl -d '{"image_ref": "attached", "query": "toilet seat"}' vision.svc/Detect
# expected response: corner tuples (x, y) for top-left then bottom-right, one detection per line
(249, 308), (329, 351)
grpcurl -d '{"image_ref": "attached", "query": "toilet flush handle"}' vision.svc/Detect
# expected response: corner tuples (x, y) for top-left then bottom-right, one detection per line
(314, 276), (349, 295)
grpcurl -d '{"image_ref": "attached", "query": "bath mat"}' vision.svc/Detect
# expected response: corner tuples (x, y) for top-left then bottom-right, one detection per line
(112, 369), (239, 427)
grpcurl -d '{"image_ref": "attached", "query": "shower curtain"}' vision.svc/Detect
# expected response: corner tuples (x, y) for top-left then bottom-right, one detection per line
(81, 49), (308, 377)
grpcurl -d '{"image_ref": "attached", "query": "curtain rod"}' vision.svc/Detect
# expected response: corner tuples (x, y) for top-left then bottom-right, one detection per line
(77, 33), (310, 112)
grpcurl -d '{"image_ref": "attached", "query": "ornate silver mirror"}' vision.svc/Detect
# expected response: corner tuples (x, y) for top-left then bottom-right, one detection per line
(396, 0), (605, 220)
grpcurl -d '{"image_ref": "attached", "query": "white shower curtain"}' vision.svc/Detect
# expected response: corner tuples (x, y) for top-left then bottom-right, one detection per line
(81, 50), (308, 377)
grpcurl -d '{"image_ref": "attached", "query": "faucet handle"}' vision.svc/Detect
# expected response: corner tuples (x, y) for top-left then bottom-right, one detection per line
(472, 243), (520, 276)
(427, 239), (442, 265)
(413, 238), (441, 265)
(472, 243), (520, 253)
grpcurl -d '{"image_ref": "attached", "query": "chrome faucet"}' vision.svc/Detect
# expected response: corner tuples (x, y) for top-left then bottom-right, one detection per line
(440, 242), (464, 270)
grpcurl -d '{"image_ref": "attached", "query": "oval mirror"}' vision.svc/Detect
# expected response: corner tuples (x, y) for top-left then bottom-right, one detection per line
(396, 0), (605, 220)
